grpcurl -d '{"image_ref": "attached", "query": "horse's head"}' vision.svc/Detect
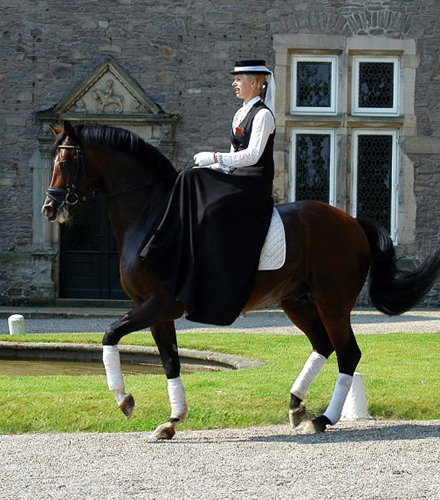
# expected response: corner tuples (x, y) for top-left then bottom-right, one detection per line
(42, 121), (89, 223)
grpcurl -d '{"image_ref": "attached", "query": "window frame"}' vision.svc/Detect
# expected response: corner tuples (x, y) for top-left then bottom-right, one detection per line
(289, 128), (337, 206)
(351, 56), (400, 116)
(291, 55), (339, 115)
(351, 129), (399, 242)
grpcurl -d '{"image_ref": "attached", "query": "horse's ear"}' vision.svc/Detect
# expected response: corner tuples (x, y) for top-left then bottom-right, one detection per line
(50, 125), (62, 136)
(63, 120), (77, 141)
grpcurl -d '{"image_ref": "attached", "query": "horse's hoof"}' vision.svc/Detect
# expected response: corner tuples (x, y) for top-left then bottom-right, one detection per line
(118, 393), (135, 419)
(289, 405), (306, 428)
(150, 422), (176, 440)
(302, 415), (331, 434)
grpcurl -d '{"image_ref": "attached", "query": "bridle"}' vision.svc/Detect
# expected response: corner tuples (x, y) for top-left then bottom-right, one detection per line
(46, 144), (88, 208)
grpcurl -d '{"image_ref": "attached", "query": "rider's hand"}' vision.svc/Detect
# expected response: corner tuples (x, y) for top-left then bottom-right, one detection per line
(193, 152), (215, 167)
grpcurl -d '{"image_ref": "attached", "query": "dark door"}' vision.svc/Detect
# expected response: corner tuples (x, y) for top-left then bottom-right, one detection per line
(59, 197), (128, 299)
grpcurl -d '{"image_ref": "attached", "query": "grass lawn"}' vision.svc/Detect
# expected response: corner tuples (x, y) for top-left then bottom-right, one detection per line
(0, 331), (439, 434)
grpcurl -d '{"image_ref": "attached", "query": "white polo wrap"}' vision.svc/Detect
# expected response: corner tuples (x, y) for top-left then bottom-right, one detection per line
(102, 345), (124, 392)
(324, 373), (354, 425)
(167, 377), (187, 420)
(290, 351), (327, 400)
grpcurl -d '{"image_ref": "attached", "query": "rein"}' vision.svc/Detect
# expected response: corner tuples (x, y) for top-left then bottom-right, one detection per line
(103, 172), (178, 199)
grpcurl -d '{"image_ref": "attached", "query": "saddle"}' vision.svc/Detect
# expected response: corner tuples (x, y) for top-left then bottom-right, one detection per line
(258, 207), (286, 271)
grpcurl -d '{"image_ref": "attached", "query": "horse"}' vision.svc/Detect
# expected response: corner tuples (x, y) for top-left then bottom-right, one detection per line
(42, 121), (440, 439)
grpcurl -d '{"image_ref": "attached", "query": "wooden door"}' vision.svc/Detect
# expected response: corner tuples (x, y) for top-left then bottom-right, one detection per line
(59, 197), (128, 299)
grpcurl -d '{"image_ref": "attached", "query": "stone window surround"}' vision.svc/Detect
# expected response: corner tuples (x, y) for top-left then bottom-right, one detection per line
(351, 55), (400, 116)
(273, 34), (418, 250)
(290, 54), (339, 115)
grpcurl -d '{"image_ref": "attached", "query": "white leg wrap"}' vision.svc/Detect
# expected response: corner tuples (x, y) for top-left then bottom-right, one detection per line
(103, 345), (125, 402)
(167, 377), (188, 420)
(323, 373), (353, 425)
(290, 351), (327, 400)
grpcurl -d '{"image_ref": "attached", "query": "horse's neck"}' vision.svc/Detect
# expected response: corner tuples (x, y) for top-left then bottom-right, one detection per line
(87, 146), (176, 254)
(104, 173), (175, 255)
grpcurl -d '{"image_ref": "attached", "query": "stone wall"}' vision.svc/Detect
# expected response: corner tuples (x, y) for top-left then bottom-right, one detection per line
(1, 0), (440, 306)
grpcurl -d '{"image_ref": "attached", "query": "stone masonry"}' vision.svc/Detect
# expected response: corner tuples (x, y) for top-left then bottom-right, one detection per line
(0, 0), (439, 306)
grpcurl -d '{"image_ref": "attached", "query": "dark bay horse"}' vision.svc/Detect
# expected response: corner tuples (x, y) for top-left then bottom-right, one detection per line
(42, 121), (440, 439)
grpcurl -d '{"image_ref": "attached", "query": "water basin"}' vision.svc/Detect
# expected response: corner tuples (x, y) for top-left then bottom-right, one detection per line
(0, 359), (209, 376)
(0, 341), (263, 376)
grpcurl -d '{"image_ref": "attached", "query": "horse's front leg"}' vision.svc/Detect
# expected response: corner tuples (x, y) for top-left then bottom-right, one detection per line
(103, 344), (135, 419)
(149, 321), (188, 440)
(102, 295), (184, 421)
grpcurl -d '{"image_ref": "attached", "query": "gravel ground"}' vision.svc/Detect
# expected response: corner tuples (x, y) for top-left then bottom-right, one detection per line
(2, 308), (440, 335)
(1, 420), (439, 500)
(1, 308), (440, 500)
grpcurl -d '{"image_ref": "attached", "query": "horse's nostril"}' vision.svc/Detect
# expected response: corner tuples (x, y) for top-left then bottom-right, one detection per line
(42, 204), (56, 220)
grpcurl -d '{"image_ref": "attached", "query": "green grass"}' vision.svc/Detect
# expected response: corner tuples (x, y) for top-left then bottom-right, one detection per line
(0, 332), (439, 434)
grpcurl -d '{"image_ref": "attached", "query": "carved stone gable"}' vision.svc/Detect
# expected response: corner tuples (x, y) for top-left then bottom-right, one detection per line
(36, 56), (178, 159)
(54, 56), (163, 116)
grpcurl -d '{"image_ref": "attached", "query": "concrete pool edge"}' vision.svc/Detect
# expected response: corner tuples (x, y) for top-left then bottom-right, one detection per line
(0, 341), (264, 372)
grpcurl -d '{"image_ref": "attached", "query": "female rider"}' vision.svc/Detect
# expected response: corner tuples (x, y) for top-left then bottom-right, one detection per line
(140, 60), (276, 325)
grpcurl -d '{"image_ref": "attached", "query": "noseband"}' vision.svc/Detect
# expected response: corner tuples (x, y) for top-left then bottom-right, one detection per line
(46, 145), (88, 208)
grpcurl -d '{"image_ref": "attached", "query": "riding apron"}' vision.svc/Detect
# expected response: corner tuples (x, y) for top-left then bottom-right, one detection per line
(140, 100), (275, 325)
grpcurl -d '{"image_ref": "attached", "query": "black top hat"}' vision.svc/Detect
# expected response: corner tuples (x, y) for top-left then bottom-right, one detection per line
(230, 60), (271, 75)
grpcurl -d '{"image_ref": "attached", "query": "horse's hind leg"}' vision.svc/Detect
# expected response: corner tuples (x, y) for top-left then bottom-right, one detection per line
(304, 312), (361, 434)
(279, 298), (334, 427)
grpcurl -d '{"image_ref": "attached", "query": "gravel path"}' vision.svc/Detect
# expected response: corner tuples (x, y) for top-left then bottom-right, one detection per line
(1, 420), (439, 500)
(1, 308), (440, 499)
(2, 308), (440, 335)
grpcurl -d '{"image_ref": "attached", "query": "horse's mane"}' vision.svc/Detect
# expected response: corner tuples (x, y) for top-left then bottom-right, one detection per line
(52, 124), (177, 176)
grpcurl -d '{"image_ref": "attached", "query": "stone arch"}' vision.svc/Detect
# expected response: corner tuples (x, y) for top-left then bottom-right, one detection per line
(283, 8), (413, 37)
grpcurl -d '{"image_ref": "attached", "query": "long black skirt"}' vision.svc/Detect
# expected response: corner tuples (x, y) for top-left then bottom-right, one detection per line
(140, 167), (273, 325)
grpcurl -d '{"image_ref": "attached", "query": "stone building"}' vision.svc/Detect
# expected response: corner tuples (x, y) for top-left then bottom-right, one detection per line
(0, 0), (439, 306)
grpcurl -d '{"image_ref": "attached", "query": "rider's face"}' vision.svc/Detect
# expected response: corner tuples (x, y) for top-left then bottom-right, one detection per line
(232, 74), (257, 103)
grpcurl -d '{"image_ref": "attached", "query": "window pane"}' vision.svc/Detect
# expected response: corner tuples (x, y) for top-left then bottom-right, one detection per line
(358, 62), (394, 109)
(356, 135), (392, 230)
(295, 134), (330, 202)
(297, 62), (332, 108)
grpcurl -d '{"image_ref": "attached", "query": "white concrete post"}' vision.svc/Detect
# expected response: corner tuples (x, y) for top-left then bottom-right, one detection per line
(8, 314), (26, 335)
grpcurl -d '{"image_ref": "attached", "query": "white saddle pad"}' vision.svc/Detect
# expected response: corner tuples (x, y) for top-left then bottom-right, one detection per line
(258, 207), (286, 271)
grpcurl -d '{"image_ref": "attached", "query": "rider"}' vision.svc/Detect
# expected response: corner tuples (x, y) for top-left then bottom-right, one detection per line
(140, 59), (276, 325)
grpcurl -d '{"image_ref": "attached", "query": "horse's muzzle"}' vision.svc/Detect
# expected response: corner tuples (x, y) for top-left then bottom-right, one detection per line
(41, 197), (70, 222)
(42, 198), (57, 221)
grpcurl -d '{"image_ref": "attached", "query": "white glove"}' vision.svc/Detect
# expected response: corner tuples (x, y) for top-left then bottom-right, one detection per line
(193, 152), (215, 167)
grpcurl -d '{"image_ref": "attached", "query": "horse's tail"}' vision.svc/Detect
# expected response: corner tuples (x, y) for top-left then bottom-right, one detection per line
(357, 218), (440, 316)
